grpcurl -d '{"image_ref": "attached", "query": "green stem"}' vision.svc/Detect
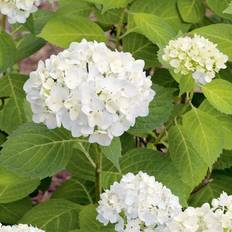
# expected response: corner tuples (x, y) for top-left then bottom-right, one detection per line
(1, 15), (7, 32)
(94, 144), (102, 201)
(116, 10), (126, 50)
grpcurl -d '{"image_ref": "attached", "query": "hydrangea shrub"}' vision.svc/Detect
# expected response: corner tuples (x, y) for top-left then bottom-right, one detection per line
(0, 0), (232, 231)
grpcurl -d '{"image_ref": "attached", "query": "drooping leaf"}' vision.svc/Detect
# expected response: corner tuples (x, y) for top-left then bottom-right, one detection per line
(130, 13), (176, 47)
(177, 0), (204, 23)
(182, 107), (223, 167)
(202, 79), (232, 115)
(0, 198), (32, 224)
(0, 32), (16, 72)
(190, 24), (232, 60)
(39, 16), (106, 48)
(0, 167), (39, 203)
(0, 74), (28, 133)
(122, 33), (159, 68)
(168, 124), (208, 192)
(20, 199), (81, 232)
(129, 85), (175, 135)
(179, 74), (195, 95)
(0, 123), (83, 179)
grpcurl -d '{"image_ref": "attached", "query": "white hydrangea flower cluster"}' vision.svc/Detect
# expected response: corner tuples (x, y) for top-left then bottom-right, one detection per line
(165, 192), (232, 232)
(96, 172), (182, 231)
(24, 39), (155, 146)
(162, 35), (228, 85)
(0, 224), (44, 232)
(0, 0), (54, 24)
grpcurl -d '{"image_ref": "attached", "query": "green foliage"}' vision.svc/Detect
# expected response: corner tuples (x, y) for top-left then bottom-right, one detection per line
(0, 123), (83, 179)
(20, 199), (81, 232)
(0, 0), (232, 228)
(39, 16), (106, 48)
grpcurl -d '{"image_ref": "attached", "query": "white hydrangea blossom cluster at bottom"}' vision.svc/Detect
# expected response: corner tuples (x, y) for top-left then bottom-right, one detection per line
(0, 224), (44, 232)
(97, 172), (182, 231)
(97, 172), (232, 232)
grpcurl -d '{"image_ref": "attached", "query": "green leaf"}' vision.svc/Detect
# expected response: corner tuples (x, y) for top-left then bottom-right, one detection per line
(182, 107), (223, 167)
(0, 32), (16, 72)
(20, 199), (81, 232)
(95, 8), (124, 25)
(223, 1), (232, 14)
(0, 198), (32, 224)
(214, 150), (232, 170)
(190, 24), (232, 60)
(189, 170), (232, 206)
(39, 16), (106, 48)
(177, 0), (204, 23)
(122, 33), (159, 68)
(16, 34), (46, 62)
(128, 0), (187, 32)
(168, 124), (208, 192)
(179, 74), (195, 95)
(0, 167), (39, 203)
(103, 148), (191, 206)
(53, 177), (94, 205)
(152, 69), (178, 88)
(78, 205), (114, 231)
(200, 100), (232, 150)
(129, 85), (174, 135)
(0, 132), (6, 146)
(101, 138), (121, 171)
(207, 0), (232, 19)
(0, 74), (28, 133)
(0, 123), (81, 179)
(67, 148), (95, 182)
(202, 79), (232, 115)
(85, 0), (133, 12)
(130, 13), (176, 47)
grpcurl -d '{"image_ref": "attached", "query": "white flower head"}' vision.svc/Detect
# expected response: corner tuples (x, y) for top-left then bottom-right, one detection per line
(24, 39), (155, 146)
(0, 0), (54, 24)
(96, 172), (181, 232)
(162, 34), (228, 85)
(0, 223), (44, 232)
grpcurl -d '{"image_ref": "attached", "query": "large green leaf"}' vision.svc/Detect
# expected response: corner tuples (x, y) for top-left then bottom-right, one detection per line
(0, 32), (16, 72)
(168, 124), (208, 191)
(130, 13), (176, 47)
(20, 199), (81, 232)
(53, 177), (94, 205)
(200, 100), (232, 150)
(190, 24), (232, 60)
(0, 167), (39, 203)
(0, 74), (28, 133)
(207, 0), (232, 19)
(129, 85), (174, 135)
(102, 148), (191, 206)
(0, 198), (32, 224)
(177, 0), (204, 23)
(189, 170), (232, 206)
(0, 123), (83, 179)
(128, 0), (187, 32)
(77, 205), (114, 232)
(101, 138), (121, 171)
(182, 107), (223, 167)
(202, 79), (232, 115)
(39, 16), (106, 48)
(122, 33), (159, 68)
